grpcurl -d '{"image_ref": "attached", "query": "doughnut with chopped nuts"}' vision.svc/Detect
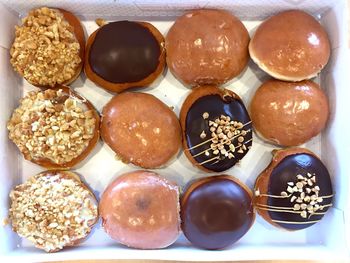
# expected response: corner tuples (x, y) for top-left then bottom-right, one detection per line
(254, 147), (333, 230)
(7, 86), (100, 169)
(9, 170), (98, 252)
(180, 86), (252, 172)
(10, 7), (85, 88)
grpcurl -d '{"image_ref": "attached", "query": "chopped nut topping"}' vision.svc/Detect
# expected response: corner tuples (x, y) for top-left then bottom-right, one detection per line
(10, 7), (81, 87)
(198, 114), (250, 162)
(7, 89), (96, 164)
(280, 172), (325, 218)
(9, 173), (98, 252)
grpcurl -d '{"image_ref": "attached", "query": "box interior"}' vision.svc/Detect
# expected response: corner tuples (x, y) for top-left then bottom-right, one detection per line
(0, 0), (349, 261)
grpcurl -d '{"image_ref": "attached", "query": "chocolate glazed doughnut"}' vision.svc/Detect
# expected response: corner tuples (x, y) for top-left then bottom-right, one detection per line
(254, 148), (333, 231)
(180, 86), (252, 172)
(181, 175), (255, 250)
(85, 21), (165, 92)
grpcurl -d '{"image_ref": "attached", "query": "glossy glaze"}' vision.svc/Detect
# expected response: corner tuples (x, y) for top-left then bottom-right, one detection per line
(181, 176), (254, 249)
(185, 94), (252, 172)
(99, 171), (180, 249)
(89, 21), (161, 83)
(250, 79), (329, 146)
(267, 153), (333, 230)
(249, 10), (330, 80)
(101, 92), (181, 168)
(166, 9), (249, 86)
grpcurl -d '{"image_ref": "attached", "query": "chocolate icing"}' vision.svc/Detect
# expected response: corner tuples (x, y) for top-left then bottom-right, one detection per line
(185, 95), (252, 172)
(267, 153), (333, 230)
(181, 176), (254, 249)
(89, 21), (161, 83)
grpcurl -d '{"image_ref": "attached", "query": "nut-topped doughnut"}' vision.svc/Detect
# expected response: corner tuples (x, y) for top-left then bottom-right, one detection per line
(7, 86), (100, 169)
(85, 20), (165, 93)
(166, 9), (249, 87)
(180, 86), (252, 172)
(10, 7), (85, 88)
(99, 170), (180, 249)
(254, 148), (333, 230)
(181, 175), (255, 249)
(9, 170), (98, 252)
(101, 92), (181, 168)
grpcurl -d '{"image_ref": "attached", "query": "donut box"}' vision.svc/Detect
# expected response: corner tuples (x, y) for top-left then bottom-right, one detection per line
(0, 0), (349, 261)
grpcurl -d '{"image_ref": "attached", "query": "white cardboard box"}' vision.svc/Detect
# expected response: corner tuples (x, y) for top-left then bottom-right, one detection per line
(0, 0), (349, 261)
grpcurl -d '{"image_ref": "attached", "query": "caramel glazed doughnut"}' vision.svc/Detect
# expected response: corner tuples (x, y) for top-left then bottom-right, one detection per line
(180, 86), (252, 172)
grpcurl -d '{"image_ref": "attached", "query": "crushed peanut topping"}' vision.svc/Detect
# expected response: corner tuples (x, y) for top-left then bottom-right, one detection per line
(281, 173), (327, 218)
(7, 89), (96, 164)
(10, 7), (81, 87)
(9, 173), (98, 252)
(201, 114), (250, 160)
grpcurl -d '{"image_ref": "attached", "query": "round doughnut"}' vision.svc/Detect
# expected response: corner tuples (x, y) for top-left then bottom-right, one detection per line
(250, 79), (329, 146)
(9, 170), (98, 252)
(180, 86), (252, 172)
(85, 20), (165, 93)
(101, 92), (181, 168)
(7, 86), (100, 169)
(249, 10), (330, 81)
(181, 175), (255, 250)
(254, 148), (333, 231)
(166, 9), (249, 87)
(10, 7), (85, 88)
(99, 170), (180, 249)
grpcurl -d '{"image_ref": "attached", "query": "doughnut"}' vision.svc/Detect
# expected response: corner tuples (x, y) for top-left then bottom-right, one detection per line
(9, 170), (98, 252)
(180, 86), (252, 172)
(165, 9), (249, 87)
(99, 170), (180, 249)
(85, 20), (165, 93)
(250, 79), (329, 146)
(101, 92), (181, 168)
(10, 7), (84, 88)
(7, 86), (100, 169)
(249, 10), (330, 81)
(181, 175), (255, 250)
(254, 148), (333, 231)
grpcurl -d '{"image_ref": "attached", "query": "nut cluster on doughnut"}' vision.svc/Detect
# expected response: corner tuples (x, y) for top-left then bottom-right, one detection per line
(99, 170), (181, 249)
(9, 170), (98, 252)
(249, 10), (330, 81)
(85, 20), (166, 93)
(10, 7), (85, 88)
(254, 148), (333, 230)
(180, 86), (252, 172)
(7, 86), (100, 169)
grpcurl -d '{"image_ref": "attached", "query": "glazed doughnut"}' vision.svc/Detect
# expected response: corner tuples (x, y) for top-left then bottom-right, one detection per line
(250, 79), (329, 146)
(10, 7), (85, 88)
(254, 148), (333, 230)
(181, 175), (255, 249)
(99, 170), (180, 249)
(9, 170), (98, 252)
(85, 20), (165, 93)
(180, 86), (252, 172)
(101, 92), (181, 168)
(166, 9), (249, 87)
(7, 86), (100, 169)
(249, 10), (330, 81)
